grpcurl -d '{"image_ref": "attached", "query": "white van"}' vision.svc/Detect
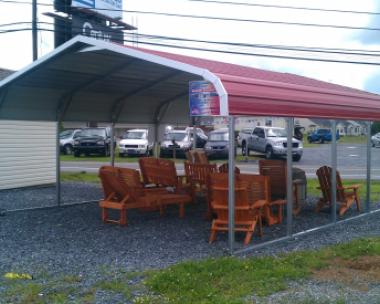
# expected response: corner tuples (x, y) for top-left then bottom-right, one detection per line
(118, 129), (152, 157)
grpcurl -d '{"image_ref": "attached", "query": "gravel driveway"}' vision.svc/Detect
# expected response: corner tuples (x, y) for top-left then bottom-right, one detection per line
(1, 182), (380, 303)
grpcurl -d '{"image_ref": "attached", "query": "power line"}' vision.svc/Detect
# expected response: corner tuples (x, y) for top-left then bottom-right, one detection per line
(188, 0), (380, 16)
(32, 27), (380, 66)
(5, 20), (380, 57)
(4, 20), (380, 57)
(1, 0), (380, 32)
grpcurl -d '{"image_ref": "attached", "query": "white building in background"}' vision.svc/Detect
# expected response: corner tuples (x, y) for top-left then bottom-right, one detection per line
(0, 68), (56, 190)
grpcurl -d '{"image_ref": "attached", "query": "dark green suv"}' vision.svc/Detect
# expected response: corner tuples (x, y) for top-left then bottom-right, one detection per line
(73, 127), (112, 157)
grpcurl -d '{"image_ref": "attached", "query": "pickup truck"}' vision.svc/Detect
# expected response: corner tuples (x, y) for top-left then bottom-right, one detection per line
(307, 128), (340, 143)
(238, 126), (303, 161)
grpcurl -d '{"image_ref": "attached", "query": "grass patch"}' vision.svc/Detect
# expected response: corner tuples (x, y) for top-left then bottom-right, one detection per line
(1, 238), (380, 303)
(143, 238), (380, 304)
(307, 178), (380, 202)
(61, 171), (100, 183)
(303, 135), (367, 148)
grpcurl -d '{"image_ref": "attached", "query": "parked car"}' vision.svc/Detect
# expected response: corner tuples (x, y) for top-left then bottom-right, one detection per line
(159, 128), (207, 157)
(204, 128), (229, 159)
(239, 126), (303, 161)
(73, 127), (113, 157)
(118, 129), (152, 157)
(372, 132), (380, 147)
(307, 128), (340, 143)
(59, 129), (82, 155)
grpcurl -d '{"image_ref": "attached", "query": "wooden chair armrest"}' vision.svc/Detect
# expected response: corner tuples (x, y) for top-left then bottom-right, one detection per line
(292, 179), (303, 185)
(340, 184), (360, 190)
(251, 199), (267, 209)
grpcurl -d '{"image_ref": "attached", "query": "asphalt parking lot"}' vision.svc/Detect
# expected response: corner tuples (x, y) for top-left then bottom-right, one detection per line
(61, 144), (380, 179)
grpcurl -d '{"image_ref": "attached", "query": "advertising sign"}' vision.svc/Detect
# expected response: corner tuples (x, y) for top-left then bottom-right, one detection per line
(72, 16), (124, 43)
(189, 81), (220, 116)
(72, 0), (122, 20)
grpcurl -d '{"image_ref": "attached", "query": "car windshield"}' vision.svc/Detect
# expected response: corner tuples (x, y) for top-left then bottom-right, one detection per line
(77, 129), (106, 137)
(318, 129), (329, 134)
(164, 132), (188, 141)
(266, 128), (287, 137)
(209, 132), (229, 141)
(60, 130), (73, 138)
(123, 131), (146, 139)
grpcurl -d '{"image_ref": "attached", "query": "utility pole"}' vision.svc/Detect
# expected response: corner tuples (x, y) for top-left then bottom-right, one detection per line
(32, 0), (37, 61)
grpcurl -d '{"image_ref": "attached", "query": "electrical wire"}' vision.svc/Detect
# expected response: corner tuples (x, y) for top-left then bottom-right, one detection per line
(188, 0), (380, 16)
(31, 27), (380, 66)
(1, 0), (380, 32)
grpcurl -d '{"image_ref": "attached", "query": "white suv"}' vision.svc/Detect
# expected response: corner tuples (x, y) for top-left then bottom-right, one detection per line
(118, 129), (152, 157)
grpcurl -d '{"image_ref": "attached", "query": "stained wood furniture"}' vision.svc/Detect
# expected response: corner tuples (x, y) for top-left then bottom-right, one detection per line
(98, 167), (156, 226)
(218, 163), (241, 174)
(315, 165), (361, 216)
(259, 159), (302, 216)
(184, 161), (217, 215)
(138, 157), (191, 195)
(209, 174), (263, 245)
(186, 149), (209, 164)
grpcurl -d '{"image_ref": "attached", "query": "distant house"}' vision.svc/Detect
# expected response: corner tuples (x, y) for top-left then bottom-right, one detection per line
(0, 68), (56, 190)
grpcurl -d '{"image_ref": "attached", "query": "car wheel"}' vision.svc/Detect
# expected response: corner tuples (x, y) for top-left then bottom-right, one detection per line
(63, 144), (73, 155)
(74, 151), (80, 157)
(265, 146), (274, 159)
(321, 138), (325, 144)
(293, 155), (301, 162)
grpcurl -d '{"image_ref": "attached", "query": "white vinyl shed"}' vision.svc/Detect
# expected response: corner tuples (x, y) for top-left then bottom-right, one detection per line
(0, 120), (56, 190)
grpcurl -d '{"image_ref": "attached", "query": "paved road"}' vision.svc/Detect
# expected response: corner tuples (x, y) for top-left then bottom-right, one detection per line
(61, 144), (380, 179)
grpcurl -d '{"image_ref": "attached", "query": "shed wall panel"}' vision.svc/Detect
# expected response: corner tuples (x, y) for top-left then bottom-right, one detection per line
(0, 120), (56, 190)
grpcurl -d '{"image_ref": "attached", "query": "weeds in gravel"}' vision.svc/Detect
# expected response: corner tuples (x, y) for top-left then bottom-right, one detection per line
(1, 238), (380, 303)
(142, 237), (380, 304)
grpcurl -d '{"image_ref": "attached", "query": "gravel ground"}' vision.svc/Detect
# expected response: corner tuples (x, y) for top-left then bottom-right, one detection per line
(1, 182), (380, 303)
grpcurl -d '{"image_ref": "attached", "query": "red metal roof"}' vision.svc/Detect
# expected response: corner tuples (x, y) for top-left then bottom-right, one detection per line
(128, 46), (380, 121)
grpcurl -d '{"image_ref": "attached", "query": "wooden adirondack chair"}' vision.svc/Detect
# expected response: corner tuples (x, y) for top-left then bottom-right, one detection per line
(185, 150), (209, 164)
(209, 174), (263, 245)
(238, 173), (284, 226)
(118, 167), (192, 217)
(98, 168), (156, 226)
(315, 166), (361, 216)
(259, 159), (301, 216)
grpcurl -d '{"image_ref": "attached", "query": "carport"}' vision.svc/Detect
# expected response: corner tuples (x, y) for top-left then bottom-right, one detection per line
(1, 35), (380, 254)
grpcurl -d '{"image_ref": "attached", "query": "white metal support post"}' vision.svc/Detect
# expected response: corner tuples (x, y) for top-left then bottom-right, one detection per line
(366, 121), (372, 212)
(228, 116), (236, 253)
(110, 123), (115, 166)
(286, 118), (294, 236)
(56, 122), (61, 206)
(331, 120), (337, 223)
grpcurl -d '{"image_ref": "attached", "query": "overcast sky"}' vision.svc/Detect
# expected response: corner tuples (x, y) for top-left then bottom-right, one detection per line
(1, 0), (380, 93)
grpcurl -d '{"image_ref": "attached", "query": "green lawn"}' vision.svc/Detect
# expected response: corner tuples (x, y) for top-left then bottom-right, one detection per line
(2, 238), (380, 303)
(61, 171), (380, 202)
(303, 135), (367, 148)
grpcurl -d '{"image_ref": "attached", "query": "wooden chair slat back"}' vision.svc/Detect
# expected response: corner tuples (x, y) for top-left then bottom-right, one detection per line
(194, 150), (209, 164)
(156, 159), (178, 186)
(139, 157), (159, 184)
(99, 166), (118, 198)
(185, 162), (217, 185)
(118, 167), (143, 201)
(99, 169), (128, 201)
(316, 165), (345, 203)
(218, 163), (241, 174)
(259, 159), (287, 199)
(238, 174), (270, 203)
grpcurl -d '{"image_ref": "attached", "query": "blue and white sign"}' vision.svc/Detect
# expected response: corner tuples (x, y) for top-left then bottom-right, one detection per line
(189, 81), (221, 116)
(72, 0), (122, 19)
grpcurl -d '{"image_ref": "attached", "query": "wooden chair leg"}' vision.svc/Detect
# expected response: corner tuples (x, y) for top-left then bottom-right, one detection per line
(257, 214), (263, 237)
(179, 203), (185, 218)
(315, 198), (326, 213)
(244, 223), (256, 245)
(209, 222), (217, 244)
(102, 208), (108, 223)
(119, 209), (127, 226)
(355, 196), (361, 211)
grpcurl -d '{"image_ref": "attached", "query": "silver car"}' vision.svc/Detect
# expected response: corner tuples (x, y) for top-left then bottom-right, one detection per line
(372, 132), (380, 147)
(59, 129), (82, 155)
(248, 126), (303, 161)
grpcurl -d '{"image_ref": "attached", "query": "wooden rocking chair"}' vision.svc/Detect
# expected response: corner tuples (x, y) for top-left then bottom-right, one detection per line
(259, 159), (301, 216)
(315, 166), (361, 216)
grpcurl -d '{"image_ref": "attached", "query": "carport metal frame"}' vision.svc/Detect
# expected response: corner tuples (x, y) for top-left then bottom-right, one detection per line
(0, 36), (376, 255)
